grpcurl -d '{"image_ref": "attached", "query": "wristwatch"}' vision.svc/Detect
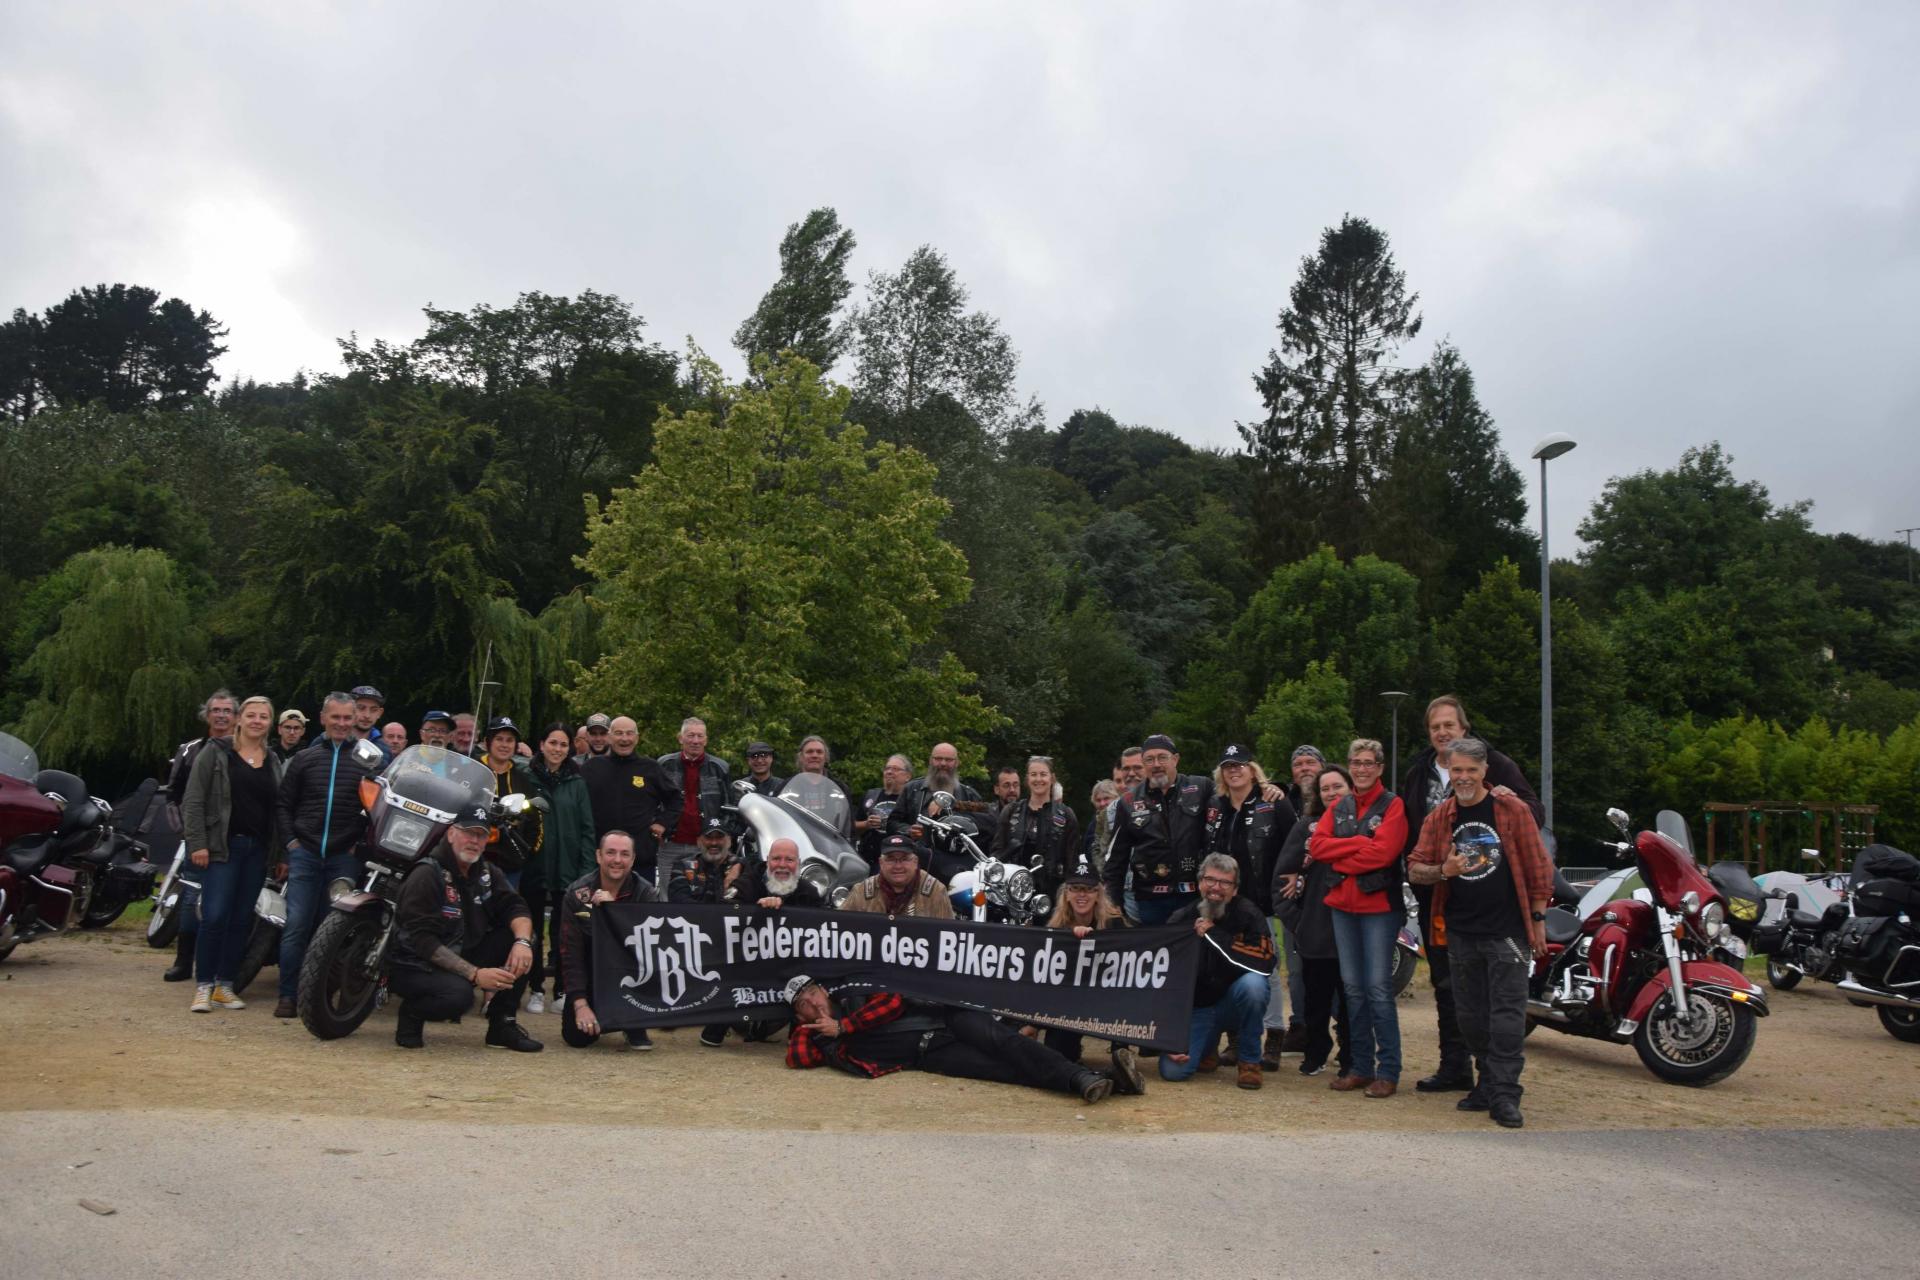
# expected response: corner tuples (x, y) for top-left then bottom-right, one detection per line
(511, 937), (533, 949)
(1529, 910), (1546, 922)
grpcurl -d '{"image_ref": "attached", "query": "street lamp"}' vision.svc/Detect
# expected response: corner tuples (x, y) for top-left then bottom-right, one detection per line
(1531, 433), (1577, 833)
(1382, 690), (1410, 786)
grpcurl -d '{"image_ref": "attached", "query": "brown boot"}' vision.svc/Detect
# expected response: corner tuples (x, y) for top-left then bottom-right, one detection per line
(1197, 1051), (1220, 1073)
(1364, 1079), (1398, 1099)
(1260, 1031), (1281, 1071)
(273, 997), (297, 1019)
(1328, 1073), (1374, 1092)
(1237, 1062), (1263, 1090)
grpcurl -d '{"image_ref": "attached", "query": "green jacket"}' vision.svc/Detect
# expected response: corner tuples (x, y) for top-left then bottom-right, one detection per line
(529, 756), (596, 892)
(181, 739), (285, 863)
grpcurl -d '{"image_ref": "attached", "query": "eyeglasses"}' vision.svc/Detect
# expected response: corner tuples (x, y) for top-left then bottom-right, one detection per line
(1198, 875), (1237, 887)
(1347, 758), (1381, 769)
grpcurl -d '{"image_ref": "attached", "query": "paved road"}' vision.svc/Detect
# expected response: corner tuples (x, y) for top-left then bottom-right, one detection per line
(2, 1110), (1913, 1278)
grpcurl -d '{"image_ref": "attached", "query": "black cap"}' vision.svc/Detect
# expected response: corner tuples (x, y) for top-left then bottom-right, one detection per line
(1142, 733), (1177, 754)
(452, 803), (491, 831)
(584, 713), (612, 730)
(420, 709), (454, 726)
(699, 815), (730, 840)
(350, 684), (386, 705)
(1217, 743), (1254, 768)
(745, 740), (774, 756)
(1063, 852), (1100, 886)
(878, 834), (920, 860)
(484, 716), (521, 741)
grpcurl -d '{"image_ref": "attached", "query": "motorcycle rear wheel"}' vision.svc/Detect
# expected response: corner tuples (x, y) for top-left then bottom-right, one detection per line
(231, 921), (280, 996)
(297, 912), (384, 1040)
(146, 896), (181, 949)
(1877, 1006), (1920, 1044)
(80, 891), (129, 929)
(1633, 990), (1757, 1086)
(1765, 958), (1802, 990)
(1390, 945), (1418, 997)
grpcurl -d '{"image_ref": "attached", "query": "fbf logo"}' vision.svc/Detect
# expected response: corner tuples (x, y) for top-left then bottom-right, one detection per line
(621, 916), (720, 1008)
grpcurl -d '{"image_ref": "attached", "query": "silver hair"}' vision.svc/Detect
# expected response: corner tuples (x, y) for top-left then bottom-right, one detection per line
(199, 687), (237, 721)
(1443, 736), (1490, 764)
(1199, 852), (1240, 882)
(321, 691), (355, 711)
(796, 734), (830, 766)
(885, 753), (913, 772)
(680, 716), (706, 733)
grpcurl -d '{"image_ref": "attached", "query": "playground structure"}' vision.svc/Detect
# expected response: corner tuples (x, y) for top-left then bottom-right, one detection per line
(1701, 800), (1879, 874)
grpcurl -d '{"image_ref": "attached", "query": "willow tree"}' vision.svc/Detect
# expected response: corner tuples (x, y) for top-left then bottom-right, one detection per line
(11, 545), (208, 768)
(572, 350), (1002, 777)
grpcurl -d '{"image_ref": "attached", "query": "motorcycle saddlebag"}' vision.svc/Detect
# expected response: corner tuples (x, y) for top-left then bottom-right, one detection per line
(1852, 878), (1920, 919)
(107, 859), (159, 897)
(1831, 915), (1894, 965)
(1748, 917), (1790, 956)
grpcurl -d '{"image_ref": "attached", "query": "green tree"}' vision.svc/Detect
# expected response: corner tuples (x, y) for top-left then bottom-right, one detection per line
(1241, 216), (1422, 568)
(571, 352), (1001, 779)
(1250, 660), (1355, 769)
(734, 208), (858, 374)
(850, 245), (1031, 433)
(22, 284), (228, 412)
(9, 546), (208, 773)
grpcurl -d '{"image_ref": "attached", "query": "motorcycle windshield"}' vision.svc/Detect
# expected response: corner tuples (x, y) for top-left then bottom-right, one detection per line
(0, 731), (38, 781)
(380, 745), (495, 818)
(1655, 810), (1695, 858)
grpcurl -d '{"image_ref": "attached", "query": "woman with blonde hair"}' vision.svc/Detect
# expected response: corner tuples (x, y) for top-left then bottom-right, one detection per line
(1029, 853), (1143, 1094)
(180, 694), (284, 1013)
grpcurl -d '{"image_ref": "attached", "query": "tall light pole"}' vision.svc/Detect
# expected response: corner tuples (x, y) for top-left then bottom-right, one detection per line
(1899, 527), (1918, 587)
(1382, 690), (1410, 787)
(1531, 434), (1578, 833)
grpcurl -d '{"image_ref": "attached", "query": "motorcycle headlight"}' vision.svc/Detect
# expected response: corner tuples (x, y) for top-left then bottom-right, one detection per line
(1680, 890), (1702, 916)
(383, 811), (433, 858)
(982, 862), (1007, 888)
(801, 864), (831, 895)
(1701, 901), (1726, 934)
(1006, 867), (1034, 903)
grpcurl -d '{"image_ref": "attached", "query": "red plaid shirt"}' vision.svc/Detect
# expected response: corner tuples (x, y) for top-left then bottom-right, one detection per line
(785, 992), (909, 1078)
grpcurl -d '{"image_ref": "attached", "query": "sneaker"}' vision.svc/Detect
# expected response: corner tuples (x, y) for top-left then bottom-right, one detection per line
(1237, 1062), (1263, 1091)
(190, 984), (213, 1013)
(621, 1028), (654, 1052)
(1298, 1059), (1326, 1077)
(273, 997), (297, 1019)
(699, 1026), (727, 1048)
(211, 985), (245, 1009)
(1108, 1045), (1145, 1096)
(526, 992), (546, 1016)
(1075, 1070), (1114, 1104)
(485, 1019), (544, 1053)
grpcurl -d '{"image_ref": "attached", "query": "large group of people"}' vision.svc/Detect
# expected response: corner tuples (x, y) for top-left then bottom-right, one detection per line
(159, 685), (1548, 1127)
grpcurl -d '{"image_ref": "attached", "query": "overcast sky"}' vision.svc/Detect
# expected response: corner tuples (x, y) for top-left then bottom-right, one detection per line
(4, 2), (1916, 554)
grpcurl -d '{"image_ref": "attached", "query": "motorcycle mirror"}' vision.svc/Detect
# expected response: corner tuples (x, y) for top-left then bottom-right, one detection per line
(498, 793), (529, 816)
(529, 796), (550, 813)
(1028, 894), (1050, 918)
(1029, 855), (1046, 872)
(930, 790), (956, 812)
(1799, 847), (1821, 860)
(1605, 807), (1630, 835)
(351, 739), (384, 770)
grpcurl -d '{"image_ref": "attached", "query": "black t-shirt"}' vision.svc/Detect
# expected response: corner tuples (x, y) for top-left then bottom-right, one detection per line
(228, 751), (276, 842)
(1442, 794), (1523, 938)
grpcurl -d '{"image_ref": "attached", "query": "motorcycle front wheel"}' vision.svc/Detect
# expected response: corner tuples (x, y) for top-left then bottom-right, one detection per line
(1765, 957), (1802, 990)
(297, 911), (384, 1040)
(146, 894), (182, 949)
(1390, 944), (1418, 997)
(231, 921), (281, 996)
(1877, 1006), (1920, 1044)
(1633, 990), (1757, 1086)
(80, 890), (130, 929)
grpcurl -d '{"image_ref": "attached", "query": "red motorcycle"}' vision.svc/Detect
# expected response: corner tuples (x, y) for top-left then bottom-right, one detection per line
(0, 731), (157, 963)
(1526, 807), (1768, 1086)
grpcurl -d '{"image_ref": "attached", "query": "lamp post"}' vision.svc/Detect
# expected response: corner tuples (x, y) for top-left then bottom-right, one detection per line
(1382, 690), (1410, 786)
(1530, 434), (1577, 833)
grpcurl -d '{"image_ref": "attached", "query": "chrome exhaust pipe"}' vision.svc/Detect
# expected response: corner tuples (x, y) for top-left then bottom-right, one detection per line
(1834, 979), (1920, 1010)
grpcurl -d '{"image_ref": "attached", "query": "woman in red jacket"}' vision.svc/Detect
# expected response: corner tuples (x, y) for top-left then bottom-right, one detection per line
(1314, 740), (1408, 1097)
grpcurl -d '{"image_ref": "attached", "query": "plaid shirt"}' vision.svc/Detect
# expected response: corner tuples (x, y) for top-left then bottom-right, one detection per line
(1409, 791), (1553, 944)
(785, 992), (909, 1078)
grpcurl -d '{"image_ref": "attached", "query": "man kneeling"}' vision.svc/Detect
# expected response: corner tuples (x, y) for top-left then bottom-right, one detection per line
(784, 976), (1117, 1104)
(556, 829), (661, 1051)
(1162, 853), (1275, 1088)
(389, 803), (541, 1051)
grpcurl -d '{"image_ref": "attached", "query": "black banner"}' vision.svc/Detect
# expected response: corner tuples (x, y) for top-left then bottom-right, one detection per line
(590, 904), (1198, 1051)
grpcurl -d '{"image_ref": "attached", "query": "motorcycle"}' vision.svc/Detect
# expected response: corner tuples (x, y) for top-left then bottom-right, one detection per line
(299, 742), (527, 1039)
(0, 730), (158, 963)
(1825, 844), (1920, 1043)
(1525, 806), (1769, 1086)
(1392, 885), (1422, 997)
(145, 839), (200, 950)
(1750, 864), (1853, 991)
(727, 781), (869, 904)
(918, 791), (1051, 925)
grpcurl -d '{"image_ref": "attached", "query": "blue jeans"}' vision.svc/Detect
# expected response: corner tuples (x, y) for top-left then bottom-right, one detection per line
(194, 835), (267, 985)
(1160, 970), (1269, 1081)
(279, 845), (366, 1000)
(1132, 894), (1195, 927)
(1329, 908), (1402, 1081)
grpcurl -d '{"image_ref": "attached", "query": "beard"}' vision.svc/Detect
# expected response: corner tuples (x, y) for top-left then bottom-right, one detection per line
(927, 766), (957, 791)
(764, 871), (799, 896)
(1196, 896), (1228, 922)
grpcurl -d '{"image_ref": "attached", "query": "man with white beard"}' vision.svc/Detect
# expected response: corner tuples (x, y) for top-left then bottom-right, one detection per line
(737, 838), (825, 910)
(1161, 853), (1275, 1089)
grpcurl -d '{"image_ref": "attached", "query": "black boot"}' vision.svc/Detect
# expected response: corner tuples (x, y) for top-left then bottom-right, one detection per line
(1416, 1064), (1475, 1092)
(1073, 1069), (1113, 1104)
(1490, 1098), (1525, 1128)
(395, 1008), (425, 1049)
(485, 1018), (543, 1053)
(163, 932), (194, 982)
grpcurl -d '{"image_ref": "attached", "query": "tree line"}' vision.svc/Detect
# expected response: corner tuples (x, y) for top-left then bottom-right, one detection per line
(2, 212), (1915, 852)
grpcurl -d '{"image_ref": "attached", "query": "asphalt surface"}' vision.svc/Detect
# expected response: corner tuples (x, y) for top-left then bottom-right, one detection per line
(2, 1111), (1914, 1279)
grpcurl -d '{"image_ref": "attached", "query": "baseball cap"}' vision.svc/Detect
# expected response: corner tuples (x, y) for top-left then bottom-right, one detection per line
(1142, 733), (1177, 754)
(782, 974), (817, 1004)
(699, 815), (730, 840)
(745, 740), (774, 756)
(584, 713), (612, 731)
(349, 684), (386, 705)
(278, 709), (308, 725)
(878, 834), (919, 860)
(1217, 743), (1254, 768)
(452, 803), (491, 830)
(484, 716), (522, 741)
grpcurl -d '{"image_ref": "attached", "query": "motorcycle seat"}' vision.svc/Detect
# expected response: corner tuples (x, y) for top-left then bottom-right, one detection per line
(1787, 908), (1824, 929)
(4, 837), (55, 876)
(1550, 869), (1583, 908)
(1543, 906), (1582, 945)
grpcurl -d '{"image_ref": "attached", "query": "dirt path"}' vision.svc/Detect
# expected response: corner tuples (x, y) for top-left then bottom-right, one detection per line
(3, 923), (1916, 1134)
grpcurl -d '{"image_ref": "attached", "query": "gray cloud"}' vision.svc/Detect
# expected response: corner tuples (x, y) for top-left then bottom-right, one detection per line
(3, 1), (1916, 552)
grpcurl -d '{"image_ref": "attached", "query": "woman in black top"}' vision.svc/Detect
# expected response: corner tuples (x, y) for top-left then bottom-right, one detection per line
(1270, 765), (1354, 1077)
(991, 756), (1081, 899)
(181, 695), (284, 1013)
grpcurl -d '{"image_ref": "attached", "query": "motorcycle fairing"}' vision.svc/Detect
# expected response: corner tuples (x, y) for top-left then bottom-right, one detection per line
(1623, 959), (1770, 1023)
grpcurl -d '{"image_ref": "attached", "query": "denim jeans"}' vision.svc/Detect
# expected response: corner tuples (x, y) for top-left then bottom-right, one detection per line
(278, 844), (366, 1000)
(194, 834), (267, 985)
(1132, 894), (1195, 927)
(1329, 907), (1402, 1081)
(1160, 970), (1269, 1081)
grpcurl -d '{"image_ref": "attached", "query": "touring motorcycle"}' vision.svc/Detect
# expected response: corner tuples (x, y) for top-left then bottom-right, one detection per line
(1826, 845), (1920, 1043)
(917, 791), (1052, 925)
(1525, 807), (1768, 1086)
(727, 781), (870, 905)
